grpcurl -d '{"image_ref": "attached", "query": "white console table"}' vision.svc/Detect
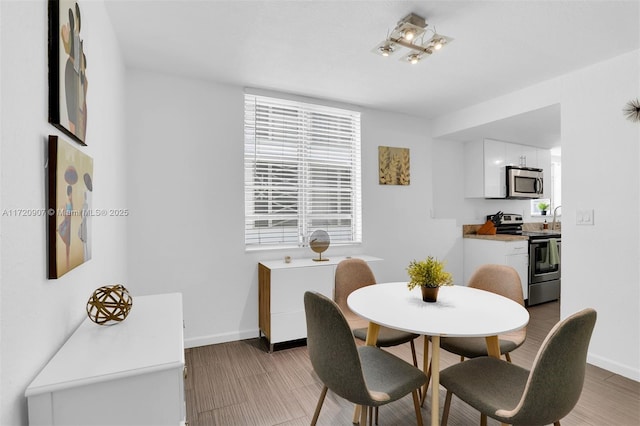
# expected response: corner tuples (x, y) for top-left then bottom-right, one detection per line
(258, 255), (382, 351)
(25, 293), (186, 426)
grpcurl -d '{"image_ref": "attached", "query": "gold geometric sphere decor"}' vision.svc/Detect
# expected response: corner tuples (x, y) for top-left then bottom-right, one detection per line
(86, 284), (133, 325)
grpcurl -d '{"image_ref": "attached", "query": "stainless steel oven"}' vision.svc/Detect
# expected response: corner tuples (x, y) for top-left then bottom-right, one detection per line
(527, 235), (561, 306)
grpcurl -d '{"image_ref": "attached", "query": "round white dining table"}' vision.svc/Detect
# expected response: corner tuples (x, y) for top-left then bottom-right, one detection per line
(347, 282), (530, 426)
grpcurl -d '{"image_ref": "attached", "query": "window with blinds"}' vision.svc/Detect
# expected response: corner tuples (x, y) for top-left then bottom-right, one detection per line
(244, 94), (362, 248)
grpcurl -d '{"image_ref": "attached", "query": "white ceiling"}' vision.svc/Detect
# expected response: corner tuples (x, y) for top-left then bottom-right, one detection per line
(104, 1), (639, 147)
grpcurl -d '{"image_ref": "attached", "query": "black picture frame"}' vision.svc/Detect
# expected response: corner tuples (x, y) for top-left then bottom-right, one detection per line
(48, 0), (88, 145)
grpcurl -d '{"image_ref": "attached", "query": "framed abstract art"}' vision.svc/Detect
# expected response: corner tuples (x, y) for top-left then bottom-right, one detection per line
(378, 146), (410, 185)
(47, 135), (93, 278)
(48, 0), (88, 145)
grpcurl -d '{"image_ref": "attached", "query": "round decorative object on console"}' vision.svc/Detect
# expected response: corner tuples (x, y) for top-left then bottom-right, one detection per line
(86, 284), (133, 325)
(309, 229), (330, 261)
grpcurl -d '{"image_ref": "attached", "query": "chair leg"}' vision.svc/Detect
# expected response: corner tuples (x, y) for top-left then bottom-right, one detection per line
(375, 406), (379, 425)
(505, 352), (512, 363)
(459, 355), (465, 362)
(368, 406), (373, 426)
(410, 339), (422, 401)
(359, 404), (368, 426)
(480, 413), (487, 426)
(412, 389), (424, 426)
(410, 339), (418, 367)
(420, 360), (432, 406)
(441, 391), (452, 426)
(554, 422), (561, 426)
(311, 385), (328, 426)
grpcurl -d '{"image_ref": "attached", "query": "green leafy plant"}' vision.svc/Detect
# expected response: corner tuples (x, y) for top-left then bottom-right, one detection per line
(406, 256), (453, 290)
(537, 202), (550, 212)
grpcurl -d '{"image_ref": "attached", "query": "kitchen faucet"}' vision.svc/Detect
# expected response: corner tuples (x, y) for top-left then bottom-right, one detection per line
(552, 205), (562, 230)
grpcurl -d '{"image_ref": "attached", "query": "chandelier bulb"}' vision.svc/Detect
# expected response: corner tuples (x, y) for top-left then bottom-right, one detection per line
(403, 29), (415, 41)
(379, 44), (394, 57)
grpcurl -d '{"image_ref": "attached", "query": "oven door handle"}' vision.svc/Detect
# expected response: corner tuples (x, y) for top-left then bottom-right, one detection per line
(532, 238), (561, 245)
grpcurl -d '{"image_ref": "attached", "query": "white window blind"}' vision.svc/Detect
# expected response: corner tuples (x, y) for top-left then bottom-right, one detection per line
(244, 94), (362, 248)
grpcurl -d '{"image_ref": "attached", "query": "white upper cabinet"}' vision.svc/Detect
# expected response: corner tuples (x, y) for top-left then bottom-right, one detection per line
(465, 139), (551, 198)
(505, 142), (538, 168)
(536, 148), (551, 198)
(483, 139), (507, 198)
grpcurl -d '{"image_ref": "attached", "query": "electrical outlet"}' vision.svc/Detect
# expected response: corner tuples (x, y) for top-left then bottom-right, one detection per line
(576, 209), (595, 225)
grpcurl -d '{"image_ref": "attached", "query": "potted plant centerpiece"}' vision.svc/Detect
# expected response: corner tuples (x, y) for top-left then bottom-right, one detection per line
(406, 256), (453, 302)
(538, 202), (550, 215)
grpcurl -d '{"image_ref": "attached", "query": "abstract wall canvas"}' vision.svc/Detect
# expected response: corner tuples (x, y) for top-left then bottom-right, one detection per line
(378, 146), (410, 185)
(48, 135), (93, 279)
(48, 0), (88, 145)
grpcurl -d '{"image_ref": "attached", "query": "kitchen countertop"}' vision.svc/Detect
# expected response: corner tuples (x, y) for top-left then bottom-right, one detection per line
(463, 223), (561, 241)
(463, 233), (529, 241)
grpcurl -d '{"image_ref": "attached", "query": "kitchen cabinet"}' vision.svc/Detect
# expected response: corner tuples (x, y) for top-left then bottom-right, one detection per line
(465, 139), (551, 198)
(464, 238), (529, 300)
(25, 293), (186, 426)
(258, 255), (381, 351)
(505, 142), (538, 168)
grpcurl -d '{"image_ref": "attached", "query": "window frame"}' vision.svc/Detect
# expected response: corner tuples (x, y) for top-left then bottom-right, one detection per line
(244, 93), (362, 250)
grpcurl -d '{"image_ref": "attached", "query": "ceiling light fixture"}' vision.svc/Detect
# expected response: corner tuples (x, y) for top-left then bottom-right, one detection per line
(407, 53), (421, 65)
(378, 42), (395, 57)
(372, 12), (453, 64)
(403, 29), (416, 41)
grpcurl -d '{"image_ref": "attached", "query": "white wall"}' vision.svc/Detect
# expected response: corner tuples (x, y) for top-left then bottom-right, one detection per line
(125, 69), (460, 348)
(0, 1), (127, 424)
(126, 51), (640, 380)
(560, 51), (639, 380)
(432, 50), (640, 381)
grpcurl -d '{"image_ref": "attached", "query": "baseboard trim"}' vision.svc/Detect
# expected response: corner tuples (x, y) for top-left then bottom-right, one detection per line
(588, 352), (640, 382)
(184, 329), (259, 349)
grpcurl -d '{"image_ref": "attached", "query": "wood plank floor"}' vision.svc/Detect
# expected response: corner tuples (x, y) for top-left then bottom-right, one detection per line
(185, 301), (640, 425)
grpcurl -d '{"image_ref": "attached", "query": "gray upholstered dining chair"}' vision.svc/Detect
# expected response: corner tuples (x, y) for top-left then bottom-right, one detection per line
(335, 258), (420, 368)
(420, 264), (526, 405)
(439, 307), (597, 426)
(304, 291), (427, 426)
(440, 264), (527, 362)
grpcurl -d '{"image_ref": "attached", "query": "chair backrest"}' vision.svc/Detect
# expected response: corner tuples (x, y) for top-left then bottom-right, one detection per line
(468, 264), (524, 306)
(496, 308), (597, 424)
(304, 291), (372, 405)
(334, 259), (376, 316)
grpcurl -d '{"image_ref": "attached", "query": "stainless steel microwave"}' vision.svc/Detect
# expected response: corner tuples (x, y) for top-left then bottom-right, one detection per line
(506, 166), (543, 199)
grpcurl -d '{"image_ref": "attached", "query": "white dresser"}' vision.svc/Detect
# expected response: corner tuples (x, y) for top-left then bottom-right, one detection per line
(25, 293), (186, 426)
(258, 255), (381, 351)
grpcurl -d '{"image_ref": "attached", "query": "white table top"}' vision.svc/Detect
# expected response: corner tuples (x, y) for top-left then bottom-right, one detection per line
(347, 282), (529, 337)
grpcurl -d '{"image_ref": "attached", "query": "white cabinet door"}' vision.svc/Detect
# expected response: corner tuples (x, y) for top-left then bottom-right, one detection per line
(505, 143), (538, 168)
(505, 249), (529, 299)
(270, 266), (333, 313)
(536, 148), (551, 198)
(483, 139), (506, 198)
(269, 265), (334, 343)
